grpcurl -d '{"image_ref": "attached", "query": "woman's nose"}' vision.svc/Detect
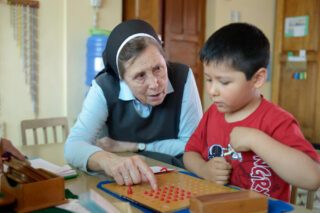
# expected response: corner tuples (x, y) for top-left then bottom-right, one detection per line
(147, 74), (159, 89)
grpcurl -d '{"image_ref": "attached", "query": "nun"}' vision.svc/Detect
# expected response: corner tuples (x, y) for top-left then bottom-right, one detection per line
(65, 19), (202, 188)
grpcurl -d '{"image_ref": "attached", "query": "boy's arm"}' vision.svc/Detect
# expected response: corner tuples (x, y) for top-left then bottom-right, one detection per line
(230, 127), (320, 190)
(183, 151), (232, 185)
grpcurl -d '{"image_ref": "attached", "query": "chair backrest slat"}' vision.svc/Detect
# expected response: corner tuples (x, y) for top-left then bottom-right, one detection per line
(62, 126), (68, 141)
(306, 191), (315, 209)
(43, 127), (48, 144)
(33, 128), (38, 145)
(53, 126), (57, 142)
(21, 117), (69, 146)
(291, 185), (316, 210)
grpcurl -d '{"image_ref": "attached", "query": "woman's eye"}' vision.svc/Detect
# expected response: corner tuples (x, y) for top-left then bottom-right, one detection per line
(153, 66), (161, 73)
(205, 78), (212, 82)
(135, 73), (145, 81)
(221, 81), (230, 85)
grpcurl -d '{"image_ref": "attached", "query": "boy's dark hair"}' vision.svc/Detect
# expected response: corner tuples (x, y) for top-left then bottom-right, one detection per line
(200, 23), (270, 80)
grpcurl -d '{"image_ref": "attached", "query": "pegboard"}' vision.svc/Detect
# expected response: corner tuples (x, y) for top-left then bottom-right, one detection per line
(98, 171), (235, 213)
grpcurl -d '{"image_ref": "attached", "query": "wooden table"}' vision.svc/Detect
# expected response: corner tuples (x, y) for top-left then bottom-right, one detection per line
(19, 143), (313, 213)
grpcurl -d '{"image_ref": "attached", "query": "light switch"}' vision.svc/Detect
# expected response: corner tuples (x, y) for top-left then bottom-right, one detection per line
(230, 10), (241, 22)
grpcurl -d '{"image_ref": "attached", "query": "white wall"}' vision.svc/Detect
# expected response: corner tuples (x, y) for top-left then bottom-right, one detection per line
(0, 0), (121, 145)
(65, 0), (122, 124)
(203, 0), (276, 110)
(0, 1), (65, 143)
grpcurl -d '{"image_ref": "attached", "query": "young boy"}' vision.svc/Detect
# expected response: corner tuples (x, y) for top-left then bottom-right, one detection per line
(183, 23), (320, 202)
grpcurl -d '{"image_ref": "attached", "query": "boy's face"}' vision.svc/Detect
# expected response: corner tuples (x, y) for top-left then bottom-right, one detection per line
(204, 62), (260, 114)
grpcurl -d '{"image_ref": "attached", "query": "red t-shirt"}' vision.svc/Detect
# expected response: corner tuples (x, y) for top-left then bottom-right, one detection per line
(185, 98), (320, 202)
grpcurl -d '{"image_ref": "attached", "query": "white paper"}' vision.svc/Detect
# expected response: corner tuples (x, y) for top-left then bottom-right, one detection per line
(79, 189), (121, 213)
(57, 199), (90, 213)
(287, 49), (307, 62)
(285, 16), (309, 37)
(94, 57), (104, 72)
(150, 166), (175, 174)
(30, 158), (77, 177)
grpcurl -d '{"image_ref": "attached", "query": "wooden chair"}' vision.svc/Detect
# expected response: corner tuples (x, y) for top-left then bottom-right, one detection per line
(21, 117), (69, 145)
(290, 186), (316, 210)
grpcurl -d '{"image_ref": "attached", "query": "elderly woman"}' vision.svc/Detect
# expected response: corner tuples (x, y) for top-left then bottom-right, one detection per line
(64, 19), (202, 189)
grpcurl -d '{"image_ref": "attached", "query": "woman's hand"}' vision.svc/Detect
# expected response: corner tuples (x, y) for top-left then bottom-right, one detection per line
(91, 151), (158, 190)
(199, 157), (232, 185)
(96, 137), (138, 152)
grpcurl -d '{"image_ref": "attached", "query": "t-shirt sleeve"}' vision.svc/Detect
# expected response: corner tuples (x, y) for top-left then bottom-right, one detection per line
(271, 113), (320, 163)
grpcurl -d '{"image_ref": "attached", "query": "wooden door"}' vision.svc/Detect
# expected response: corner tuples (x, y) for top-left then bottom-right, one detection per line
(164, 0), (205, 100)
(272, 0), (320, 144)
(123, 0), (163, 35)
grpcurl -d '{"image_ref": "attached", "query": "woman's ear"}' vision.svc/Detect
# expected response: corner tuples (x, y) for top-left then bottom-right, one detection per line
(252, 68), (267, 88)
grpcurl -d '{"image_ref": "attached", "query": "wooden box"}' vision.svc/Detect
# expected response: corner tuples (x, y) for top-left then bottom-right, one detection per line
(189, 190), (268, 213)
(1, 168), (67, 213)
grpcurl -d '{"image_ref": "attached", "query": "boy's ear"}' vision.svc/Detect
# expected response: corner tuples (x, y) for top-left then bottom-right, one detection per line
(252, 68), (267, 88)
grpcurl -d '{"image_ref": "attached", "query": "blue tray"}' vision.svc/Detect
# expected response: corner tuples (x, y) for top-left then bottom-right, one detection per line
(97, 171), (294, 213)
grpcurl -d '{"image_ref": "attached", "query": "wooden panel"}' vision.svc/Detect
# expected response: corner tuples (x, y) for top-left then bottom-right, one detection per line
(164, 0), (205, 101)
(167, 41), (197, 66)
(283, 0), (320, 51)
(271, 0), (285, 104)
(123, 0), (135, 21)
(123, 0), (163, 35)
(184, 0), (198, 35)
(314, 51), (320, 143)
(272, 0), (320, 144)
(166, 0), (183, 34)
(278, 56), (317, 141)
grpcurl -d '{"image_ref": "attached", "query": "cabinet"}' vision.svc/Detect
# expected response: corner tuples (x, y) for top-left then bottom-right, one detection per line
(272, 0), (320, 145)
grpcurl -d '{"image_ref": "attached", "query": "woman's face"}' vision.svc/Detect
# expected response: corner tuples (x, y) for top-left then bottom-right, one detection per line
(123, 44), (168, 106)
